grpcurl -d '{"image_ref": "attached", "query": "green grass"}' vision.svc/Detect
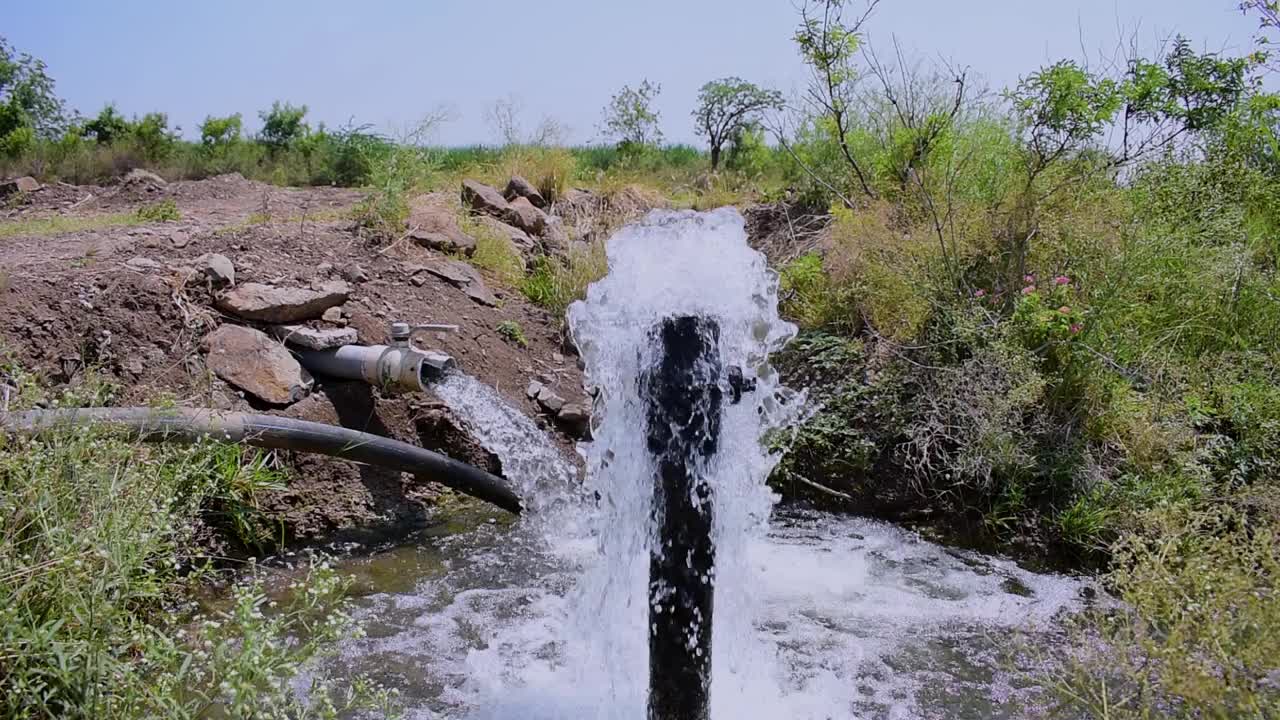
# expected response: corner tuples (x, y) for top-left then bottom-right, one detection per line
(496, 320), (528, 347)
(0, 372), (399, 719)
(0, 212), (143, 240)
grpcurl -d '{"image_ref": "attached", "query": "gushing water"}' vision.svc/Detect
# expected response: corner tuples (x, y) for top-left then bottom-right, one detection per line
(330, 209), (1093, 719)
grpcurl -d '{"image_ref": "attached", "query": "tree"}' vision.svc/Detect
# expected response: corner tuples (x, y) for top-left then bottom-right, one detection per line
(200, 113), (243, 146)
(0, 36), (64, 141)
(81, 104), (131, 144)
(600, 80), (663, 150)
(692, 77), (783, 169)
(258, 101), (309, 151)
(791, 0), (881, 200)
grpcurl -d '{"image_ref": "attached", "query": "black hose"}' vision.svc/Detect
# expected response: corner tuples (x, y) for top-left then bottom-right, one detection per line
(0, 407), (522, 514)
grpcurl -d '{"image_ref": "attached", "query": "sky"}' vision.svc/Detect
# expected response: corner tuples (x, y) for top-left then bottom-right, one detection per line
(5, 1), (1269, 146)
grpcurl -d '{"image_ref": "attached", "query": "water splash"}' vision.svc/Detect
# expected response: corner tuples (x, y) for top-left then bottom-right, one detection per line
(330, 208), (1094, 720)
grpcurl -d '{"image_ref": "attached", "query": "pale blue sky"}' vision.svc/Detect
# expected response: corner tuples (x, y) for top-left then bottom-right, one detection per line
(5, 1), (1267, 146)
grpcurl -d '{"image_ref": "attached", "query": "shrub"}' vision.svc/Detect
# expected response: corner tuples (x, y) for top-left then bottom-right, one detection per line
(496, 320), (528, 347)
(135, 198), (180, 222)
(520, 242), (609, 318)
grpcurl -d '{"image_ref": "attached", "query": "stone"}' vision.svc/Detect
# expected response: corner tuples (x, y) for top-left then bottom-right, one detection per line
(215, 281), (350, 323)
(460, 179), (510, 217)
(317, 262), (334, 275)
(122, 168), (167, 187)
(321, 306), (345, 324)
(504, 195), (549, 236)
(406, 197), (478, 256)
(476, 216), (536, 253)
(414, 259), (498, 307)
(271, 324), (358, 350)
(340, 264), (370, 283)
(201, 325), (313, 405)
(557, 403), (591, 437)
(125, 256), (162, 271)
(535, 388), (566, 414)
(0, 176), (40, 197)
(526, 380), (545, 399)
(504, 175), (547, 209)
(169, 231), (191, 248)
(410, 229), (477, 256)
(194, 253), (235, 287)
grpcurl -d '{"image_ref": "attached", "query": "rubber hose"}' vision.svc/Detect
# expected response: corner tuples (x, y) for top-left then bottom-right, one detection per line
(0, 407), (522, 514)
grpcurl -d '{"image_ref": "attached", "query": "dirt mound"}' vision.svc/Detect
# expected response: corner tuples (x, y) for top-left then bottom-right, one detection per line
(0, 175), (588, 546)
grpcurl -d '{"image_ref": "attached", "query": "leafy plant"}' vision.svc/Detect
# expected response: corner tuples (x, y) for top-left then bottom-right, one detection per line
(135, 198), (181, 222)
(496, 320), (528, 347)
(600, 79), (664, 152)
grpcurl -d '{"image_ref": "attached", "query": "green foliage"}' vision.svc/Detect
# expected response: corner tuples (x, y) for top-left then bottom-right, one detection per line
(600, 79), (663, 150)
(1054, 503), (1280, 719)
(692, 77), (783, 169)
(257, 101), (309, 151)
(81, 103), (131, 145)
(0, 36), (65, 142)
(199, 113), (242, 146)
(135, 198), (180, 222)
(520, 242), (609, 318)
(496, 320), (528, 348)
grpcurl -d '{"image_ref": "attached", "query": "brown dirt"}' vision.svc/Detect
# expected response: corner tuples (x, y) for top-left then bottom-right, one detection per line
(0, 174), (587, 547)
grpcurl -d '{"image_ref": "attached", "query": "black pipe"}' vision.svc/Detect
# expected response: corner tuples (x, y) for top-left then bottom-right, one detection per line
(0, 407), (522, 514)
(643, 316), (722, 720)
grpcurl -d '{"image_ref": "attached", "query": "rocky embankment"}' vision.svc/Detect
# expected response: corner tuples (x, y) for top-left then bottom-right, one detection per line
(0, 171), (657, 548)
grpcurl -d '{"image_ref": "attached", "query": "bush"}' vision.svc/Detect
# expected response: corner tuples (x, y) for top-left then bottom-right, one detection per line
(135, 198), (181, 222)
(520, 242), (609, 318)
(496, 320), (528, 347)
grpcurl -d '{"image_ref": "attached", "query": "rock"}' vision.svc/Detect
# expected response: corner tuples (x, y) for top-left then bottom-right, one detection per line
(194, 253), (235, 287)
(0, 176), (40, 197)
(535, 388), (566, 414)
(340, 264), (370, 283)
(317, 262), (334, 275)
(504, 175), (547, 209)
(271, 324), (358, 350)
(215, 281), (350, 323)
(476, 216), (536, 253)
(504, 195), (549, 236)
(122, 168), (166, 187)
(406, 197), (477, 256)
(526, 380), (545, 399)
(125, 256), (162, 271)
(169, 231), (191, 248)
(540, 218), (571, 257)
(201, 325), (313, 405)
(321, 306), (345, 324)
(415, 259), (499, 307)
(557, 403), (591, 437)
(460, 179), (510, 217)
(410, 229), (477, 256)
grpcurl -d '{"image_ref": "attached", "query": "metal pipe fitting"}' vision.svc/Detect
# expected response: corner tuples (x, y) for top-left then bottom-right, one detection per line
(295, 344), (455, 393)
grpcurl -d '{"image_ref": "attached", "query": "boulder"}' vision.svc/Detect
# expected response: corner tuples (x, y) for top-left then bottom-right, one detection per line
(194, 253), (235, 287)
(0, 176), (40, 197)
(504, 175), (547, 209)
(406, 196), (477, 256)
(340, 264), (370, 283)
(271, 324), (358, 350)
(215, 281), (350, 323)
(202, 325), (313, 405)
(460, 179), (510, 217)
(505, 195), (549, 236)
(526, 380), (545, 399)
(122, 168), (167, 187)
(321, 306), (345, 324)
(476, 216), (536, 254)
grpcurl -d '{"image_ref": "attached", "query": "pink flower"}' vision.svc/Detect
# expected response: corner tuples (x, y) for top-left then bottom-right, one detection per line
(1021, 285), (1036, 295)
(1070, 323), (1083, 334)
(1058, 306), (1072, 314)
(1024, 274), (1036, 284)
(1055, 275), (1071, 286)
(974, 289), (986, 298)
